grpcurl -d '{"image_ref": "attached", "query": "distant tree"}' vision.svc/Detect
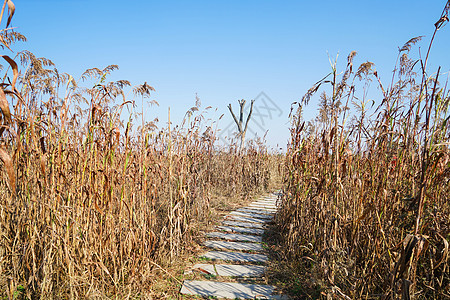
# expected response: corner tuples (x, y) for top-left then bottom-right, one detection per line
(227, 99), (255, 151)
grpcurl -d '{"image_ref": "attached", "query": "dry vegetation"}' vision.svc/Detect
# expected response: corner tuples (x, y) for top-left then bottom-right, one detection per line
(1, 0), (449, 299)
(0, 2), (281, 298)
(277, 2), (450, 299)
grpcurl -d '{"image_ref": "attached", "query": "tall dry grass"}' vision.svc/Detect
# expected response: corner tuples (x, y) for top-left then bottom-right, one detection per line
(0, 3), (278, 298)
(278, 3), (450, 299)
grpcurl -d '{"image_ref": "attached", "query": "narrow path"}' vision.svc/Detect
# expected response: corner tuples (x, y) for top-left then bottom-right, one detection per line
(180, 192), (287, 299)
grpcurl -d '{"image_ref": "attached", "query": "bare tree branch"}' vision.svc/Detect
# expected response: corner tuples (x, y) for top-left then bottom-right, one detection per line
(227, 103), (242, 132)
(243, 99), (255, 134)
(228, 99), (255, 151)
(238, 99), (246, 125)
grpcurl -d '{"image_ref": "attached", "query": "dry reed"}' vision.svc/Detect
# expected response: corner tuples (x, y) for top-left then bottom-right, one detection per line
(0, 3), (279, 298)
(277, 2), (450, 298)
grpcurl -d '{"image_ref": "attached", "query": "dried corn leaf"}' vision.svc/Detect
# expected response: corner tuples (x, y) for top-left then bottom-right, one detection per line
(39, 155), (47, 185)
(195, 267), (212, 275)
(394, 234), (418, 281)
(0, 87), (11, 124)
(434, 233), (449, 270)
(0, 146), (15, 194)
(2, 55), (18, 91)
(414, 235), (429, 260)
(6, 0), (14, 28)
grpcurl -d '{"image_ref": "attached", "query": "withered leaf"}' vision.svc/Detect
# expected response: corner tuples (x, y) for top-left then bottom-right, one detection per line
(0, 146), (16, 194)
(2, 55), (18, 91)
(6, 0), (15, 28)
(0, 87), (11, 124)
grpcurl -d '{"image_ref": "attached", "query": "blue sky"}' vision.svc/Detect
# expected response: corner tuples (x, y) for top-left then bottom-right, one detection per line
(11, 0), (450, 150)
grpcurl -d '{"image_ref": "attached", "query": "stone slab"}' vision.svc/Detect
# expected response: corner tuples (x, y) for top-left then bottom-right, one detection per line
(223, 220), (265, 229)
(247, 207), (277, 213)
(180, 280), (276, 299)
(250, 201), (277, 208)
(203, 240), (263, 251)
(238, 208), (274, 215)
(249, 204), (277, 210)
(201, 250), (268, 262)
(251, 203), (278, 209)
(189, 263), (265, 277)
(256, 199), (278, 203)
(230, 211), (273, 220)
(252, 200), (277, 204)
(253, 203), (277, 207)
(216, 225), (265, 235)
(250, 207), (277, 212)
(206, 231), (262, 242)
(226, 215), (268, 223)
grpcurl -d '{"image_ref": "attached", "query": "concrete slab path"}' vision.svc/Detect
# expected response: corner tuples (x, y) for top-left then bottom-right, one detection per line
(180, 192), (287, 299)
(188, 263), (265, 277)
(226, 215), (268, 223)
(223, 220), (265, 229)
(206, 231), (263, 242)
(181, 280), (275, 299)
(237, 208), (275, 215)
(230, 211), (273, 220)
(201, 250), (268, 262)
(216, 225), (265, 235)
(203, 240), (263, 251)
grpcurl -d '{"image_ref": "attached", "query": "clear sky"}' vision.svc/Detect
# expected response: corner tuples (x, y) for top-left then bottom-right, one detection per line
(10, 0), (450, 150)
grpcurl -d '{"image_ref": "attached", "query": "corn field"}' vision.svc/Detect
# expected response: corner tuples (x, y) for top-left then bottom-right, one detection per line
(0, 2), (279, 298)
(277, 4), (450, 299)
(1, 1), (450, 299)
